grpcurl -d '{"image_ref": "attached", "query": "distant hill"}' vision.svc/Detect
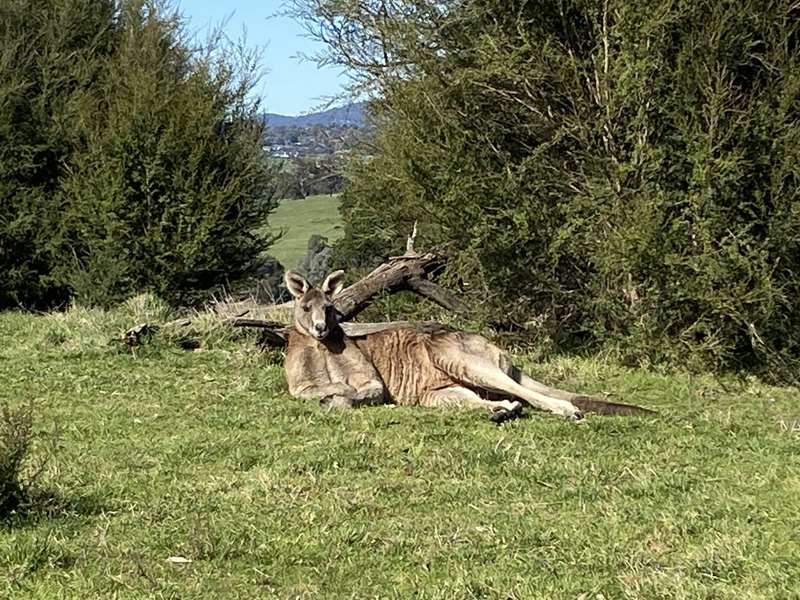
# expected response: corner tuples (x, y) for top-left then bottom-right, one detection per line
(262, 102), (367, 128)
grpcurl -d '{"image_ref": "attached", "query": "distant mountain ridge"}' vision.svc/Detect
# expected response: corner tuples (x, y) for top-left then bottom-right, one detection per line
(262, 102), (366, 128)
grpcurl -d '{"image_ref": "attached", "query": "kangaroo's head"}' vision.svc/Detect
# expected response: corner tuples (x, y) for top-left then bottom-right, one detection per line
(284, 269), (346, 341)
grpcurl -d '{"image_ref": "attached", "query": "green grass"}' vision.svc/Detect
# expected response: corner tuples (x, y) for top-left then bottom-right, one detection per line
(1, 306), (799, 598)
(267, 194), (343, 269)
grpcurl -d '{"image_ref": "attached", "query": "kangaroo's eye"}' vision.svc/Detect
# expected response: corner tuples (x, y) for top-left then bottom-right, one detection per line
(301, 305), (310, 312)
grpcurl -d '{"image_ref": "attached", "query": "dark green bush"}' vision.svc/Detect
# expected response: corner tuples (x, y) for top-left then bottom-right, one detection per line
(301, 0), (800, 379)
(0, 0), (112, 308)
(0, 0), (276, 308)
(0, 402), (34, 517)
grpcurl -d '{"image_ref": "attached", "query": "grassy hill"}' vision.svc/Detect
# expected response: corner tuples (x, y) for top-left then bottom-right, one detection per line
(266, 194), (343, 270)
(1, 305), (799, 598)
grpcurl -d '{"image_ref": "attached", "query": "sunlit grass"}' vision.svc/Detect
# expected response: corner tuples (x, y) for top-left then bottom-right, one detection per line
(0, 308), (798, 598)
(267, 194), (342, 269)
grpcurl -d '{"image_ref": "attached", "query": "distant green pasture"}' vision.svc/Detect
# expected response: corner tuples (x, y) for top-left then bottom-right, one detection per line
(266, 194), (343, 269)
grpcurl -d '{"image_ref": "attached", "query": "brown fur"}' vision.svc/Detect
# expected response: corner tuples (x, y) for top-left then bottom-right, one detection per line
(283, 270), (654, 419)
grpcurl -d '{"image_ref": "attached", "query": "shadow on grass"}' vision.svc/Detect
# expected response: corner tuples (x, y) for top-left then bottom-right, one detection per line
(2, 487), (107, 528)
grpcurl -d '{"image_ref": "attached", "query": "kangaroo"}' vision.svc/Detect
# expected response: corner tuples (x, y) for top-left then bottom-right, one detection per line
(283, 270), (653, 421)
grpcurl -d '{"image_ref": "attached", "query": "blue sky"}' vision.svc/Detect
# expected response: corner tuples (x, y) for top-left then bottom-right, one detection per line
(179, 0), (348, 115)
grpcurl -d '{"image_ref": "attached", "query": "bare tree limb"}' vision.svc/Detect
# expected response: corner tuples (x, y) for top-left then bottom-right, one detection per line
(331, 250), (450, 320)
(229, 318), (287, 329)
(126, 235), (467, 351)
(406, 276), (469, 314)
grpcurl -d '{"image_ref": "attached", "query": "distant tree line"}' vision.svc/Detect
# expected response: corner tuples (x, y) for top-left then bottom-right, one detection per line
(264, 123), (363, 156)
(298, 0), (800, 380)
(0, 0), (276, 308)
(274, 156), (346, 199)
(266, 124), (365, 199)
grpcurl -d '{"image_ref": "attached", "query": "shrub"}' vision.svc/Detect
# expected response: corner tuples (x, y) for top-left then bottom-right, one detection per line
(0, 402), (34, 517)
(0, 0), (112, 309)
(0, 0), (277, 309)
(299, 0), (800, 379)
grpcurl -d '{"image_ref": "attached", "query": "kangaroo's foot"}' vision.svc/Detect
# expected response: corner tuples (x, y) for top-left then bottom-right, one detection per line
(555, 400), (584, 421)
(320, 394), (354, 410)
(489, 400), (523, 423)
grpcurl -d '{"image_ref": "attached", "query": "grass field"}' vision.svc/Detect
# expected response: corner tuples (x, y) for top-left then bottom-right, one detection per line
(267, 195), (343, 269)
(1, 304), (799, 599)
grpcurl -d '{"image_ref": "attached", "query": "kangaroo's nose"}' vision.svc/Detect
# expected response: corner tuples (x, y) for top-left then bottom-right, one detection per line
(314, 322), (326, 333)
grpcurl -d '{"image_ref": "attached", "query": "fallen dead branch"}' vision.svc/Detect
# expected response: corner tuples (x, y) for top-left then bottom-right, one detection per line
(232, 240), (467, 348)
(122, 234), (467, 350)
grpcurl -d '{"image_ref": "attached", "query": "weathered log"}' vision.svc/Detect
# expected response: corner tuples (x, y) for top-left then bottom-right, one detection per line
(121, 318), (192, 348)
(230, 243), (467, 349)
(331, 250), (464, 321)
(230, 318), (290, 349)
(341, 321), (442, 337)
(249, 320), (446, 350)
(229, 318), (287, 330)
(122, 323), (158, 347)
(124, 240), (465, 350)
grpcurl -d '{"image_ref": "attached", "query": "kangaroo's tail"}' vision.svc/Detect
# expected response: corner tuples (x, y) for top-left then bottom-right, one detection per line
(570, 395), (656, 417)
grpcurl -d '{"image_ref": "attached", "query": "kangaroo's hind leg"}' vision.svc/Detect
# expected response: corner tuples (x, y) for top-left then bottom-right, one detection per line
(435, 332), (649, 417)
(498, 358), (577, 402)
(420, 386), (523, 421)
(429, 335), (583, 419)
(455, 334), (576, 402)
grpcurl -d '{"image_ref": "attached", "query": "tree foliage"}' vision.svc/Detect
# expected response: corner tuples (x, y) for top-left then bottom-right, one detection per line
(0, 0), (275, 308)
(275, 156), (346, 199)
(0, 0), (111, 308)
(297, 0), (800, 379)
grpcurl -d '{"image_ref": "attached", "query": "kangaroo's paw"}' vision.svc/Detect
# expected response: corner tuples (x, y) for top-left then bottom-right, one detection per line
(489, 400), (523, 424)
(320, 395), (354, 410)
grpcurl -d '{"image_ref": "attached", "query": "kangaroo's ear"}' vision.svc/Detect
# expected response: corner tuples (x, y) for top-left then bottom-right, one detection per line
(320, 269), (346, 299)
(284, 271), (310, 298)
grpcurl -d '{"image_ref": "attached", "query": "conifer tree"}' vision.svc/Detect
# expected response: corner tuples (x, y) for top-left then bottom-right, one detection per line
(0, 0), (276, 307)
(298, 0), (800, 378)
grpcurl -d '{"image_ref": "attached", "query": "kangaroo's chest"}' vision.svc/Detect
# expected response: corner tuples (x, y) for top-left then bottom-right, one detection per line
(321, 343), (364, 383)
(287, 333), (371, 387)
